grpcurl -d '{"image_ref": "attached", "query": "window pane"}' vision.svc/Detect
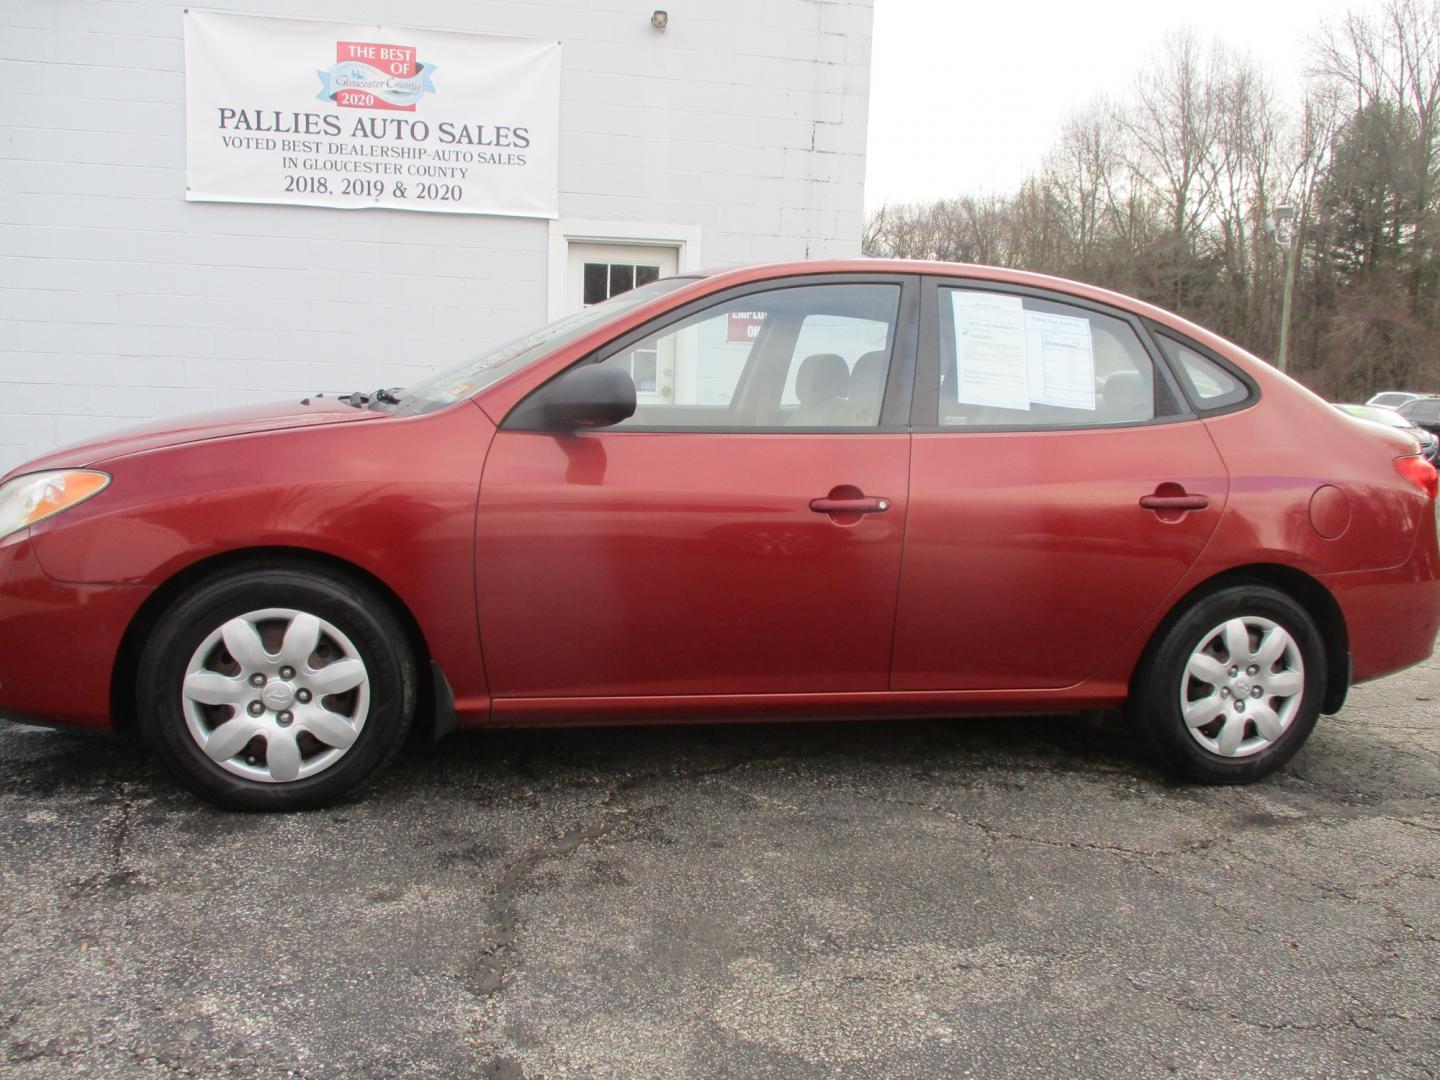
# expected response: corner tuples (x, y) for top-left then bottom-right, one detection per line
(609, 263), (635, 297)
(635, 264), (661, 287)
(597, 283), (901, 430)
(937, 288), (1175, 428)
(1156, 335), (1250, 410)
(583, 263), (608, 306)
(631, 347), (659, 393)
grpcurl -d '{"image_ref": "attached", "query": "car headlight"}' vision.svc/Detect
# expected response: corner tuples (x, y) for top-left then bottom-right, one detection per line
(0, 470), (111, 541)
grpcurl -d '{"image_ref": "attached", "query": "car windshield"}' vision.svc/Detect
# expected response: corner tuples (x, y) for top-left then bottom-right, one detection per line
(390, 277), (694, 415)
(1399, 399), (1440, 422)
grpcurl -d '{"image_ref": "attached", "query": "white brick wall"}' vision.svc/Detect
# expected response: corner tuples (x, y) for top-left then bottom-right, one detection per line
(0, 0), (873, 471)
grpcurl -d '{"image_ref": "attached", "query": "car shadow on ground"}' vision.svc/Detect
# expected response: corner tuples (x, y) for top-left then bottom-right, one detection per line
(0, 710), (1163, 811)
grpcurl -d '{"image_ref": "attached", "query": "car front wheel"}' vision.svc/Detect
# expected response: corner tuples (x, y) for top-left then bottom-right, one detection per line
(137, 563), (417, 810)
(1129, 583), (1325, 783)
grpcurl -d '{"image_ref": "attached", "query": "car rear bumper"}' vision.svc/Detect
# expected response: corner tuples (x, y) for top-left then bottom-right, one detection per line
(1321, 512), (1440, 685)
(0, 533), (148, 729)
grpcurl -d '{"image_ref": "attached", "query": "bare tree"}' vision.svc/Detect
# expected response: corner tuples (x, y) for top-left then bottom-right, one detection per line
(861, 2), (1439, 400)
(1046, 102), (1126, 276)
(1122, 30), (1222, 306)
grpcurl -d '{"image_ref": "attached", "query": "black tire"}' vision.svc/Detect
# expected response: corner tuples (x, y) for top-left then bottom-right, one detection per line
(1128, 583), (1325, 784)
(136, 563), (417, 810)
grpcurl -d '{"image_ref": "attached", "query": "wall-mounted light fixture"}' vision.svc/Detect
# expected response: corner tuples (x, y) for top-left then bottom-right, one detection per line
(651, 10), (669, 30)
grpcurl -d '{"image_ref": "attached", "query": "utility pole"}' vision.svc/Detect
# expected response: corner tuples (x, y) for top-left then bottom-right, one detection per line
(1267, 205), (1299, 373)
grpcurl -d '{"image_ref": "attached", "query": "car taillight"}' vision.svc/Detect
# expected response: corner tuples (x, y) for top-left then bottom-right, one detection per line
(1395, 454), (1439, 498)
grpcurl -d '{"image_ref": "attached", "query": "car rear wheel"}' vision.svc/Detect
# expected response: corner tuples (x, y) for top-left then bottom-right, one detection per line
(1129, 583), (1325, 783)
(137, 564), (417, 810)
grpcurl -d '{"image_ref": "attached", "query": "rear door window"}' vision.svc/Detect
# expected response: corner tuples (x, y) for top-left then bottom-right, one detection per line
(929, 287), (1182, 428)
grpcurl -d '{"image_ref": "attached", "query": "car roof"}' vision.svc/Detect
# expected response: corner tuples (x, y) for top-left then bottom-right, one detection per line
(681, 259), (1260, 365)
(691, 259), (1160, 308)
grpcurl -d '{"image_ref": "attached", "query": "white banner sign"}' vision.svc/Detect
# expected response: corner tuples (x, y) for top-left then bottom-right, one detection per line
(183, 10), (560, 218)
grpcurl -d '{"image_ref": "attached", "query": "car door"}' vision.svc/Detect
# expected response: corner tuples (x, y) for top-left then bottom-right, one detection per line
(890, 278), (1230, 691)
(475, 275), (918, 700)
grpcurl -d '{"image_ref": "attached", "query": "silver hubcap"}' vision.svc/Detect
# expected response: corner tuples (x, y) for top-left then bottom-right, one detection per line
(181, 608), (371, 783)
(1180, 616), (1304, 758)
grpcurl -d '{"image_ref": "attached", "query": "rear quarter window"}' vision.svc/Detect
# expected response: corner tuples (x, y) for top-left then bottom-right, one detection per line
(1154, 333), (1253, 412)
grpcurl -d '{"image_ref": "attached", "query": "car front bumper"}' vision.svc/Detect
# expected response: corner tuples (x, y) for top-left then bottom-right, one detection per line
(0, 533), (150, 730)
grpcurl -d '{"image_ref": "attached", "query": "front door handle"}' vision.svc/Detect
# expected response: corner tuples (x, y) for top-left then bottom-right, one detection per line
(1139, 493), (1210, 512)
(810, 496), (891, 514)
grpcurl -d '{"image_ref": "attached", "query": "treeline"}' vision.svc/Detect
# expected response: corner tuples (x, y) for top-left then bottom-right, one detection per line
(863, 0), (1440, 401)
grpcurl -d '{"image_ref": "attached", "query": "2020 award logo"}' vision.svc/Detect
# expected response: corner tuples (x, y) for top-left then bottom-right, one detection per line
(317, 41), (437, 112)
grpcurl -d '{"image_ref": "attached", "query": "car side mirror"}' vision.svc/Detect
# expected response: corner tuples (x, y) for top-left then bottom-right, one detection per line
(512, 363), (637, 431)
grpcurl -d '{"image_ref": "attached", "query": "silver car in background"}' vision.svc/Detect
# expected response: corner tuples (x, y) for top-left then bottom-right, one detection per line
(1336, 403), (1440, 464)
(1366, 391), (1424, 410)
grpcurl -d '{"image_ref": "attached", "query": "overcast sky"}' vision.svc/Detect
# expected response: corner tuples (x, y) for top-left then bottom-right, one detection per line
(862, 0), (1390, 209)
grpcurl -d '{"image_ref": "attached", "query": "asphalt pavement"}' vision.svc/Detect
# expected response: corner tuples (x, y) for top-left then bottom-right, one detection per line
(1, 657), (1438, 1078)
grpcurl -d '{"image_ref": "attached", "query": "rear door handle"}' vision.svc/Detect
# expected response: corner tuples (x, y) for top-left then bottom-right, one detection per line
(810, 496), (891, 514)
(1139, 494), (1209, 511)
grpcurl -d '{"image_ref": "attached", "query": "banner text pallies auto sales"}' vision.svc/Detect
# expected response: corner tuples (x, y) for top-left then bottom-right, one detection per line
(213, 108), (529, 189)
(216, 108), (530, 149)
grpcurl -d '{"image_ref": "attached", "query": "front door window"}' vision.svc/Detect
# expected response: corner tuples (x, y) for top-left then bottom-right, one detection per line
(595, 283), (901, 429)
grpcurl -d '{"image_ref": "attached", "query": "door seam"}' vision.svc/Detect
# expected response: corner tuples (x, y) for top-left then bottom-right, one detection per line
(884, 432), (915, 691)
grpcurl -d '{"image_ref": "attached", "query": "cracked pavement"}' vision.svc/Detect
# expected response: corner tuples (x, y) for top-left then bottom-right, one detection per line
(1, 656), (1438, 1078)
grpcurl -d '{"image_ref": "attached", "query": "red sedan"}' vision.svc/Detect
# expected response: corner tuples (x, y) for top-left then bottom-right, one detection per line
(2, 261), (1437, 809)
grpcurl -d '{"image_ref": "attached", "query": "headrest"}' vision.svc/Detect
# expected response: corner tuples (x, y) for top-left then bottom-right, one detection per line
(1102, 370), (1148, 419)
(795, 353), (849, 404)
(850, 350), (888, 394)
